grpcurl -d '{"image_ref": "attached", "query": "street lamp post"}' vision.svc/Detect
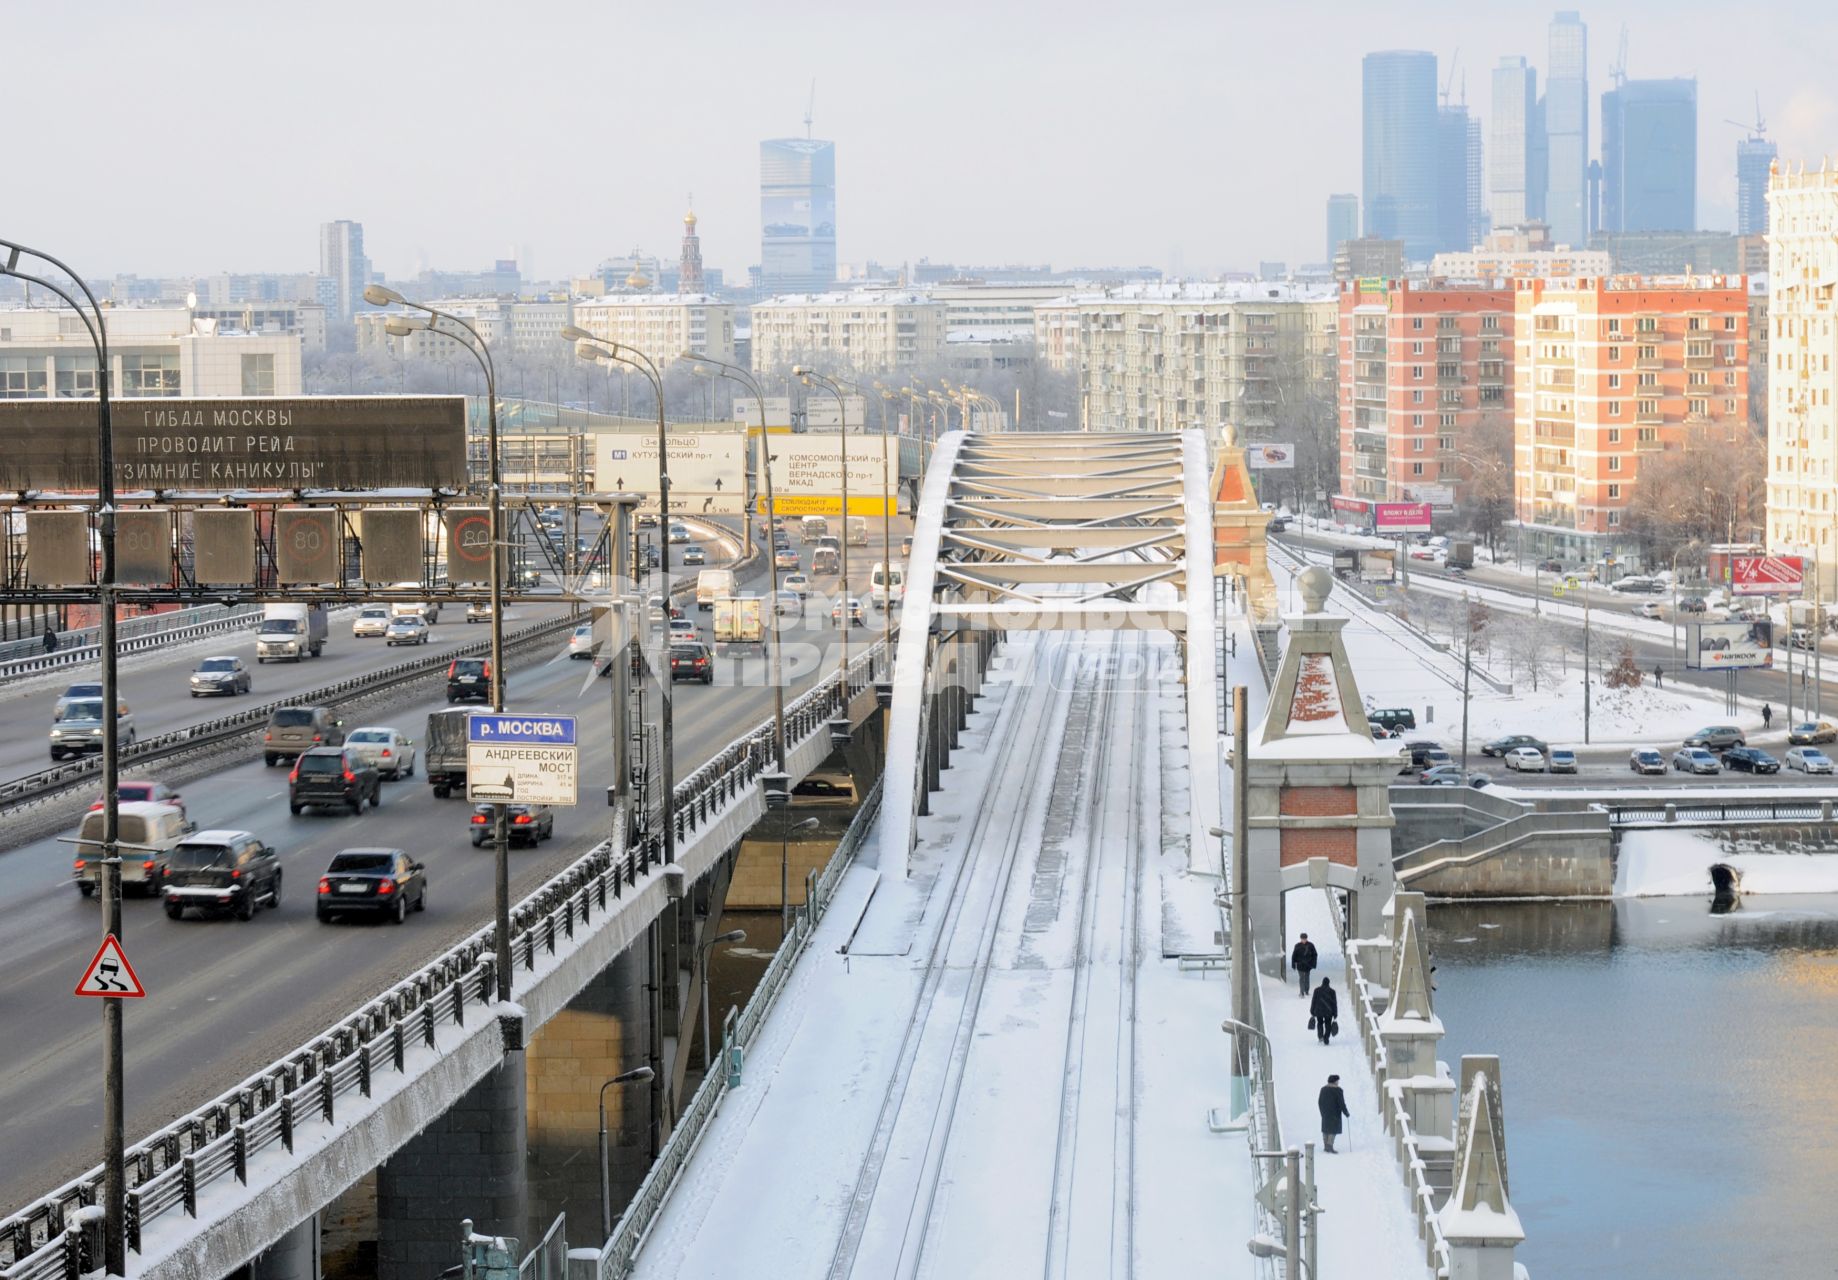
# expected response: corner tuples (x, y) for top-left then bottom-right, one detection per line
(796, 368), (853, 697)
(565, 330), (678, 872)
(371, 285), (515, 1005)
(597, 1065), (655, 1238)
(782, 815), (821, 934)
(1, 238), (127, 1276)
(697, 928), (747, 1074)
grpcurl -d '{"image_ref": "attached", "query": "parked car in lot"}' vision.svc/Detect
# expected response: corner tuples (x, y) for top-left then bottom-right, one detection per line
(385, 615), (431, 646)
(682, 544), (707, 566)
(1629, 749), (1668, 775)
(1723, 746), (1781, 774)
(670, 641), (715, 684)
(1421, 747), (1455, 770)
(446, 658), (495, 704)
(1482, 734), (1548, 758)
(1402, 739), (1445, 769)
(1370, 707), (1417, 733)
(343, 726), (417, 780)
(263, 706), (342, 765)
(1785, 746), (1836, 774)
(73, 801), (192, 897)
(352, 606), (392, 638)
(189, 655), (251, 696)
(1685, 725), (1746, 750)
(1548, 748), (1578, 773)
(1789, 720), (1838, 746)
(1419, 764), (1466, 785)
(1672, 747), (1723, 775)
(316, 848), (426, 924)
(162, 830), (281, 921)
(50, 698), (135, 761)
(289, 747), (381, 815)
(470, 803), (553, 846)
(1504, 746), (1548, 772)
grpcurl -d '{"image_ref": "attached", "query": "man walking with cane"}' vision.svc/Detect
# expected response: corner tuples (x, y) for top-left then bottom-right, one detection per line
(1290, 932), (1317, 998)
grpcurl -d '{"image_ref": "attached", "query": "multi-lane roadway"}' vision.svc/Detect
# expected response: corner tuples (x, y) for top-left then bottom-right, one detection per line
(0, 521), (904, 1215)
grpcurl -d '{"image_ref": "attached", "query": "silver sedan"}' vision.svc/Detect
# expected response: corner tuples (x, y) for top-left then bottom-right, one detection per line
(343, 727), (417, 780)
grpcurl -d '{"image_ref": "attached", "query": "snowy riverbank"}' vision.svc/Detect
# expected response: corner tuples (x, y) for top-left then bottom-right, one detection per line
(1617, 827), (1838, 897)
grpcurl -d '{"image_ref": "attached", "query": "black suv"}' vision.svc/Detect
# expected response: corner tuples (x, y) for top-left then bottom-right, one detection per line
(289, 747), (380, 815)
(1482, 734), (1549, 758)
(162, 830), (281, 921)
(317, 848), (427, 924)
(447, 657), (497, 704)
(1370, 707), (1417, 733)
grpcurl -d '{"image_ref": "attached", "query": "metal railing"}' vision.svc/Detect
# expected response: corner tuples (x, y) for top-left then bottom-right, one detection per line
(1241, 938), (1284, 1280)
(1607, 798), (1836, 825)
(0, 603), (266, 682)
(518, 1213), (567, 1280)
(0, 634), (885, 1280)
(595, 778), (885, 1280)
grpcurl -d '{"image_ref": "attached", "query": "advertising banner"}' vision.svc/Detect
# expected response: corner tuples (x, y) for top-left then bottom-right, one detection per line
(1246, 443), (1296, 470)
(1373, 501), (1433, 533)
(758, 434), (898, 517)
(593, 429), (745, 515)
(1404, 483), (1455, 508)
(1330, 495), (1371, 517)
(0, 396), (467, 491)
(1731, 555), (1805, 597)
(1687, 620), (1775, 670)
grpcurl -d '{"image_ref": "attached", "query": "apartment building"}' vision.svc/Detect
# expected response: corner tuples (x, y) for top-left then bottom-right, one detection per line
(1338, 279), (1514, 509)
(0, 307), (302, 399)
(749, 291), (945, 375)
(1078, 283), (1337, 437)
(1033, 301), (1083, 373)
(1513, 274), (1749, 555)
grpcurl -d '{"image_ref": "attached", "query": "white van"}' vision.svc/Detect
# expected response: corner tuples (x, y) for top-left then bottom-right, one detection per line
(800, 515), (830, 543)
(696, 568), (737, 611)
(388, 582), (439, 624)
(72, 801), (193, 897)
(870, 562), (905, 611)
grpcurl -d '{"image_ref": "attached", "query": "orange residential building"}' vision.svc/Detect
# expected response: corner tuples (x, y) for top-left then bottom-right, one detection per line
(1512, 275), (1749, 557)
(1338, 278), (1514, 509)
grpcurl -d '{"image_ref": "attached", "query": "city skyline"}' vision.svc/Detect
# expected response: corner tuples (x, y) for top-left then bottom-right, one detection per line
(5, 1), (1834, 282)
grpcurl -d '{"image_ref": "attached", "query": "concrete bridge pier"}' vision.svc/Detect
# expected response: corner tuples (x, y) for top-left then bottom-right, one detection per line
(243, 1213), (319, 1280)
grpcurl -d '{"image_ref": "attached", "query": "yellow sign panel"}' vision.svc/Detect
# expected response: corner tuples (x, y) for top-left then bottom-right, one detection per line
(758, 494), (895, 517)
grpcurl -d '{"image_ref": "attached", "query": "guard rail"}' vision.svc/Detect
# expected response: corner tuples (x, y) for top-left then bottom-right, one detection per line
(0, 605), (266, 683)
(0, 637), (885, 1280)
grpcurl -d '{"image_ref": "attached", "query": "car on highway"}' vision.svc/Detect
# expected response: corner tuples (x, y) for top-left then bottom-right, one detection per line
(637, 512), (659, 529)
(263, 706), (343, 765)
(1611, 576), (1664, 594)
(1685, 725), (1746, 751)
(1370, 707), (1417, 733)
(49, 698), (135, 761)
(568, 623), (598, 659)
(1635, 601), (1664, 620)
(72, 801), (192, 898)
(1548, 748), (1578, 774)
(90, 780), (186, 821)
(771, 589), (800, 617)
(466, 601), (494, 624)
(470, 802), (554, 846)
(1537, 559), (1564, 573)
(344, 726), (417, 780)
(1790, 720), (1838, 746)
(162, 830), (281, 921)
(1785, 746), (1836, 774)
(1723, 747), (1781, 774)
(1482, 734), (1548, 758)
(1503, 746), (1547, 772)
(1629, 749), (1668, 775)
(775, 546), (801, 570)
(682, 544), (707, 566)
(352, 606), (392, 638)
(833, 596), (866, 628)
(1678, 596), (1709, 614)
(60, 681), (103, 703)
(1671, 747), (1723, 775)
(446, 657), (495, 704)
(189, 655), (251, 697)
(316, 848), (427, 924)
(289, 746), (381, 815)
(901, 535), (914, 557)
(639, 543), (660, 570)
(668, 523), (691, 544)
(670, 640), (715, 684)
(783, 572), (812, 597)
(668, 617), (697, 642)
(385, 615), (431, 646)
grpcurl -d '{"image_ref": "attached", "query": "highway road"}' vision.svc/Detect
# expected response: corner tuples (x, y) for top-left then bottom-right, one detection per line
(0, 524), (903, 1215)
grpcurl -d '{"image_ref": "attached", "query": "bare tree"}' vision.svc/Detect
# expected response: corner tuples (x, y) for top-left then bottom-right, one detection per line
(1508, 611), (1559, 693)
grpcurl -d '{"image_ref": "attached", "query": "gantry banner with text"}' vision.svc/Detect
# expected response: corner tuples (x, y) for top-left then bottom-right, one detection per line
(758, 434), (897, 516)
(592, 430), (746, 515)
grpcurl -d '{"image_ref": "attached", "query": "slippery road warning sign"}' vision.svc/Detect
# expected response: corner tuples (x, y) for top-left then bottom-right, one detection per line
(75, 934), (145, 999)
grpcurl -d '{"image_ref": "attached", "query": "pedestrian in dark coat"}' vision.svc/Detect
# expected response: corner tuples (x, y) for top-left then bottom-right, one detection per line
(1310, 977), (1338, 1045)
(1652, 664), (1663, 688)
(1763, 704), (1774, 730)
(42, 627), (57, 654)
(1290, 933), (1318, 997)
(1318, 1074), (1349, 1152)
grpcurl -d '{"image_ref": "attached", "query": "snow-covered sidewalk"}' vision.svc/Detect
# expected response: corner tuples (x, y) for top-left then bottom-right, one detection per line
(1260, 889), (1429, 1278)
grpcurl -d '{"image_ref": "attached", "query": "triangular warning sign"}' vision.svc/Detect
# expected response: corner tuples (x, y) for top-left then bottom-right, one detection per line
(75, 934), (146, 999)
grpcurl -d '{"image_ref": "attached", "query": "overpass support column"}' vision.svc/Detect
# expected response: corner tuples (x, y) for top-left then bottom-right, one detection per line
(377, 1038), (528, 1280)
(248, 1213), (319, 1280)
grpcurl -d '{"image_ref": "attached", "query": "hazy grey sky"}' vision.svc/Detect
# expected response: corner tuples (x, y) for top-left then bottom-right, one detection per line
(8, 0), (1835, 282)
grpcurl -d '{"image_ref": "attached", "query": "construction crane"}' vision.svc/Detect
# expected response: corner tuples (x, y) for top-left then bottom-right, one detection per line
(1439, 47), (1460, 109)
(803, 79), (815, 139)
(1725, 93), (1768, 139)
(1609, 24), (1628, 88)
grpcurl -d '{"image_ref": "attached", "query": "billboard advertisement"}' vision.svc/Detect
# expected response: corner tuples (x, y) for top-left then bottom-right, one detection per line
(1404, 483), (1455, 508)
(1687, 620), (1775, 670)
(1731, 555), (1805, 597)
(593, 430), (745, 515)
(1330, 495), (1370, 517)
(0, 396), (467, 491)
(1373, 501), (1433, 533)
(1246, 443), (1295, 470)
(759, 435), (897, 517)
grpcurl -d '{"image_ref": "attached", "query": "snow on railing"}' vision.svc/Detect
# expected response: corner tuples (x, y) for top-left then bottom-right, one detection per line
(0, 603), (266, 683)
(1242, 938), (1284, 1280)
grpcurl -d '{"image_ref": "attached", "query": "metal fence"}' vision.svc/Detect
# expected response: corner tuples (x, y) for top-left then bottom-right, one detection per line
(1242, 938), (1284, 1280)
(517, 1213), (568, 1280)
(0, 603), (266, 682)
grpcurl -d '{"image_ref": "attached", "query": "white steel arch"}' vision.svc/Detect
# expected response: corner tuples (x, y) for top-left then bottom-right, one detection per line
(882, 429), (1221, 878)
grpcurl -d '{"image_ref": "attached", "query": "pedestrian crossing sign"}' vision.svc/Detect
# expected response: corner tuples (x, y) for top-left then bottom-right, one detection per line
(75, 934), (146, 999)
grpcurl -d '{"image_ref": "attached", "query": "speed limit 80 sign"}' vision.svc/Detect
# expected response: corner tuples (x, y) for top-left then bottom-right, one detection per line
(275, 507), (343, 585)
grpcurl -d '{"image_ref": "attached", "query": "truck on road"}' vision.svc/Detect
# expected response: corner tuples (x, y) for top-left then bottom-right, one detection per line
(424, 707), (472, 799)
(846, 516), (869, 546)
(696, 568), (737, 611)
(712, 596), (764, 655)
(1446, 540), (1475, 570)
(256, 603), (328, 662)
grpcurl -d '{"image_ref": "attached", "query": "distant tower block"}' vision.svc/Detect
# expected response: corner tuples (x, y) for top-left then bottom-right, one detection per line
(679, 199), (706, 294)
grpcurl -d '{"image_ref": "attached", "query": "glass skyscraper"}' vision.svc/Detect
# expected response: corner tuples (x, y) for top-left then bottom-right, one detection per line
(760, 138), (837, 293)
(1325, 194), (1359, 263)
(1601, 79), (1698, 233)
(1736, 135), (1777, 235)
(1545, 12), (1588, 247)
(1361, 50), (1440, 260)
(1490, 56), (1545, 228)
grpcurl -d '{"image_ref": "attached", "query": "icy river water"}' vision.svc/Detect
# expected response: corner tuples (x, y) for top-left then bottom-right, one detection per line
(1426, 893), (1838, 1279)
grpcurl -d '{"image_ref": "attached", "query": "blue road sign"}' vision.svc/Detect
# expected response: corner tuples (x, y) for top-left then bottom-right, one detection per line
(468, 713), (577, 746)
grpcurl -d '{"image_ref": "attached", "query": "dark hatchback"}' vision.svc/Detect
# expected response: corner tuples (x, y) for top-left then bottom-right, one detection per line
(1723, 747), (1781, 774)
(470, 803), (554, 846)
(289, 747), (381, 815)
(162, 830), (281, 921)
(316, 848), (426, 923)
(670, 641), (714, 684)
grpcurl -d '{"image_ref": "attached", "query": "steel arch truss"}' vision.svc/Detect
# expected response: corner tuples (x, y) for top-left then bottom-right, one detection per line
(883, 430), (1221, 876)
